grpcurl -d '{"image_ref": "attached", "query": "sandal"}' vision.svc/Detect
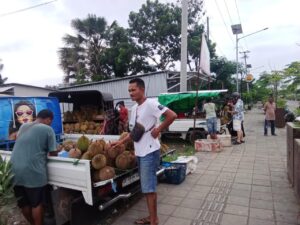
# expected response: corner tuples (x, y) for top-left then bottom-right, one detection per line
(135, 217), (151, 224)
(233, 141), (241, 145)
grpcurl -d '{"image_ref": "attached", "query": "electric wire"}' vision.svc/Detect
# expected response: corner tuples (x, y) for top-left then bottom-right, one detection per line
(234, 0), (249, 50)
(209, 32), (226, 57)
(213, 0), (235, 45)
(223, 0), (234, 25)
(0, 0), (57, 18)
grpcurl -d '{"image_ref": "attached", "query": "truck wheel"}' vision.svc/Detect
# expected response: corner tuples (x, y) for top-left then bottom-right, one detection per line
(188, 131), (206, 143)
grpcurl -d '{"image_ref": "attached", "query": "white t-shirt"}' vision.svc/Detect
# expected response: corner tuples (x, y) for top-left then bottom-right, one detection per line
(129, 98), (168, 157)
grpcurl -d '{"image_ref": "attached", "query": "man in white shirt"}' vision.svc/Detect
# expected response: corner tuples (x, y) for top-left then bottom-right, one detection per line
(112, 78), (177, 225)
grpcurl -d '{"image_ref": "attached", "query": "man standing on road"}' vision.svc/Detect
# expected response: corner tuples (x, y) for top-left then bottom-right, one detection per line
(112, 78), (177, 225)
(231, 92), (245, 144)
(11, 109), (57, 225)
(264, 96), (276, 136)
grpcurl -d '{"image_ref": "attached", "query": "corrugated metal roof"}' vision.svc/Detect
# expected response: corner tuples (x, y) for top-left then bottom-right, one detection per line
(60, 71), (168, 101)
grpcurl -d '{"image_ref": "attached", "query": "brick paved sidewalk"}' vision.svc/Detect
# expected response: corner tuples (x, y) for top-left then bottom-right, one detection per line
(112, 108), (300, 225)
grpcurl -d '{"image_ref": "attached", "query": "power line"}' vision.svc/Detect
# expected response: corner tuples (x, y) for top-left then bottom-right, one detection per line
(209, 32), (227, 57)
(234, 0), (242, 25)
(214, 0), (235, 45)
(234, 0), (249, 50)
(223, 0), (234, 25)
(0, 0), (57, 18)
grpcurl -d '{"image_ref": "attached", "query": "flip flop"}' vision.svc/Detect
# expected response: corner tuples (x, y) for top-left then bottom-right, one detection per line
(135, 217), (151, 224)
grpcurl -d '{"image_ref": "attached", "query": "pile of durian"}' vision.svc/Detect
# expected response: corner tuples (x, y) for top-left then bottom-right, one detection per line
(63, 105), (105, 134)
(58, 132), (169, 182)
(63, 121), (104, 134)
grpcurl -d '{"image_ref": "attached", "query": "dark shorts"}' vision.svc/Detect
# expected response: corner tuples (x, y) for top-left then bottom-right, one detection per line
(14, 185), (47, 208)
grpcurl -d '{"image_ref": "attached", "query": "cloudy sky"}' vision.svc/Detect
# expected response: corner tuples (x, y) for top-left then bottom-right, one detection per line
(0, 0), (299, 87)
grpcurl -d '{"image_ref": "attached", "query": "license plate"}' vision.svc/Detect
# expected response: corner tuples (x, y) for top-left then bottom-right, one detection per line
(122, 173), (139, 187)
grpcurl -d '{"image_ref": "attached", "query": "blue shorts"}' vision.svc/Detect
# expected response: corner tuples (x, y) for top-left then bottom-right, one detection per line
(137, 150), (160, 193)
(207, 117), (217, 134)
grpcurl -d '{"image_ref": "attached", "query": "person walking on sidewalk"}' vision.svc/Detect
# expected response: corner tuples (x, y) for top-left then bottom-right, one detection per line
(231, 92), (245, 144)
(264, 96), (276, 136)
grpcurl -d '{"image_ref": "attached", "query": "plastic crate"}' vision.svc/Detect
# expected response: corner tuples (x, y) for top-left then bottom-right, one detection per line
(162, 163), (186, 184)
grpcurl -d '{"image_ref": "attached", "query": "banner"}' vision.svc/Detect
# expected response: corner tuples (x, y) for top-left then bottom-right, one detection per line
(200, 33), (211, 76)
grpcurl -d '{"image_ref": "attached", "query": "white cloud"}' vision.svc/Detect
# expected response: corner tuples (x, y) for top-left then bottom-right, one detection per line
(0, 0), (299, 87)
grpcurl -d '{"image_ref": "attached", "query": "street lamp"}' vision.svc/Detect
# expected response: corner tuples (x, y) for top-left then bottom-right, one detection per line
(231, 25), (268, 92)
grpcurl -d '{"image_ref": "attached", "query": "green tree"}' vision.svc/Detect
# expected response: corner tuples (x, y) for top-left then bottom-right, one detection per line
(58, 14), (108, 83)
(252, 71), (284, 103)
(210, 57), (237, 91)
(58, 15), (151, 84)
(283, 61), (300, 93)
(99, 23), (154, 78)
(128, 0), (214, 71)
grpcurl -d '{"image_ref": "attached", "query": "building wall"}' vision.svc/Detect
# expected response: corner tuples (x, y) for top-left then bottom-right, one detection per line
(61, 72), (169, 108)
(13, 86), (52, 97)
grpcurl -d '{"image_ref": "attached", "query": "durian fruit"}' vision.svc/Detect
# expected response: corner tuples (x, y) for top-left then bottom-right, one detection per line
(81, 151), (93, 160)
(93, 166), (115, 182)
(99, 166), (115, 181)
(68, 148), (82, 159)
(104, 141), (112, 152)
(77, 135), (90, 153)
(88, 121), (96, 130)
(115, 144), (125, 155)
(88, 140), (105, 157)
(63, 140), (76, 151)
(107, 147), (118, 159)
(115, 153), (130, 170)
(63, 111), (73, 121)
(74, 123), (81, 132)
(80, 124), (88, 133)
(123, 151), (137, 169)
(91, 154), (107, 170)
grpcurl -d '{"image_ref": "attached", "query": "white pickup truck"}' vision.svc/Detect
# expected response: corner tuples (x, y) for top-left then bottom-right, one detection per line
(0, 93), (169, 225)
(158, 90), (226, 142)
(165, 118), (221, 141)
(0, 133), (169, 225)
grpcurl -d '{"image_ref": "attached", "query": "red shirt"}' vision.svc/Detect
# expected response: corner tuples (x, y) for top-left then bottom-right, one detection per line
(119, 106), (128, 123)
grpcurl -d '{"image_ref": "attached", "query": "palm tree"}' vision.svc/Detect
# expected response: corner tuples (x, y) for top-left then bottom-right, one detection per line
(58, 14), (109, 84)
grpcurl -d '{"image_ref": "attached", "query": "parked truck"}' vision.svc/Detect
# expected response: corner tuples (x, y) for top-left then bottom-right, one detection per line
(0, 91), (170, 225)
(158, 90), (228, 142)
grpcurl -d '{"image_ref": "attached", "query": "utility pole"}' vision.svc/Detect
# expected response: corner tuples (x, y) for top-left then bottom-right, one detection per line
(180, 0), (188, 92)
(240, 50), (250, 94)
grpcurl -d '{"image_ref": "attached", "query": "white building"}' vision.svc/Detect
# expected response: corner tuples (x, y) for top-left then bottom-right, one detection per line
(0, 83), (54, 97)
(59, 71), (212, 108)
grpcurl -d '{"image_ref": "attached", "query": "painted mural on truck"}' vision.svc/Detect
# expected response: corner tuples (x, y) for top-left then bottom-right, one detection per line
(0, 97), (62, 142)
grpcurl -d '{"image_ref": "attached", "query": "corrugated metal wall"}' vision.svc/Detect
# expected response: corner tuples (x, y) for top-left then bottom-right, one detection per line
(60, 72), (168, 108)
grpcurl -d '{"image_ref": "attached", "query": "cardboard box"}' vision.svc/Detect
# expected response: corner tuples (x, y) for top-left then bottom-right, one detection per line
(207, 134), (232, 147)
(194, 139), (223, 152)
